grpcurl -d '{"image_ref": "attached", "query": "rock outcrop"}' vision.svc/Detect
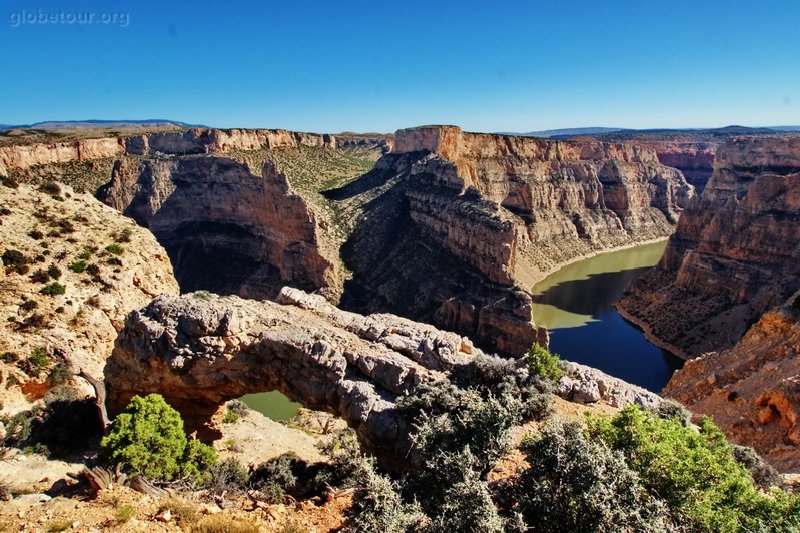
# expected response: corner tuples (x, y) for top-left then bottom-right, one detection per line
(0, 128), (336, 178)
(647, 142), (716, 192)
(557, 362), (662, 408)
(98, 157), (335, 299)
(0, 137), (125, 177)
(335, 126), (693, 355)
(663, 292), (800, 472)
(618, 135), (800, 359)
(104, 288), (477, 468)
(0, 182), (179, 412)
(104, 287), (664, 468)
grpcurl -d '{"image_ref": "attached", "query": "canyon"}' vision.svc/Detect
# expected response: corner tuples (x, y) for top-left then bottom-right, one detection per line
(3, 125), (695, 355)
(3, 125), (800, 481)
(619, 134), (800, 471)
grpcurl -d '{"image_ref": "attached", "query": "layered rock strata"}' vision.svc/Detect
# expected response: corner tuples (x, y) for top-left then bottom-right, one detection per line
(618, 135), (800, 359)
(0, 128), (336, 177)
(648, 142), (716, 192)
(334, 126), (693, 354)
(98, 157), (335, 299)
(663, 292), (800, 472)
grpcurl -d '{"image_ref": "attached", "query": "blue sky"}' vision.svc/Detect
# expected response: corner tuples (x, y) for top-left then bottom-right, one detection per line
(1, 0), (798, 133)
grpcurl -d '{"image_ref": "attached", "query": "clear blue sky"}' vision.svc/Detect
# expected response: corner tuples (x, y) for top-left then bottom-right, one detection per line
(1, 0), (799, 133)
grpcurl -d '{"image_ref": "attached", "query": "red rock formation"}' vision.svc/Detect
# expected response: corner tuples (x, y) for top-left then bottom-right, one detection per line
(338, 126), (692, 355)
(648, 142), (716, 192)
(618, 135), (800, 359)
(0, 137), (125, 176)
(663, 293), (800, 472)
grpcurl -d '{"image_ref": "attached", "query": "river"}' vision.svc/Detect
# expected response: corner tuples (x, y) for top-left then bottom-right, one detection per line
(531, 240), (683, 392)
(243, 240), (680, 420)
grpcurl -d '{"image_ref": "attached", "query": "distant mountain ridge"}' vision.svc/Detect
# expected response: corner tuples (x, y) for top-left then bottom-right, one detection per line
(503, 125), (800, 139)
(0, 119), (205, 131)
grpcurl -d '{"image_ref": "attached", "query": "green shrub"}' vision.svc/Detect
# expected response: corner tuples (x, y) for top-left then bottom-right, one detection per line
(2, 249), (29, 274)
(105, 243), (124, 255)
(115, 228), (133, 243)
(222, 408), (239, 424)
(40, 282), (66, 296)
(344, 458), (423, 533)
(398, 380), (521, 478)
(586, 405), (800, 533)
(29, 269), (51, 283)
(77, 248), (92, 260)
(28, 347), (50, 370)
(732, 444), (784, 491)
(515, 420), (674, 533)
(654, 398), (692, 426)
(19, 299), (37, 312)
(114, 504), (136, 524)
(526, 344), (563, 382)
(99, 394), (217, 484)
(67, 260), (87, 273)
(0, 352), (18, 364)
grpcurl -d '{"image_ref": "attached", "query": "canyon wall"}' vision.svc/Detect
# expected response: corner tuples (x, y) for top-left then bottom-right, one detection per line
(663, 293), (800, 472)
(6, 125), (692, 358)
(335, 126), (693, 354)
(98, 156), (336, 300)
(618, 135), (800, 359)
(0, 128), (336, 177)
(0, 137), (125, 177)
(648, 142), (716, 192)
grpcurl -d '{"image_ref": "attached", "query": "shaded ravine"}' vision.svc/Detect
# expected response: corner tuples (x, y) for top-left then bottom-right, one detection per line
(532, 240), (683, 392)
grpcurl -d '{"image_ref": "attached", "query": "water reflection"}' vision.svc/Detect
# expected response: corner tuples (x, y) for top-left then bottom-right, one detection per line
(240, 390), (301, 422)
(531, 240), (683, 392)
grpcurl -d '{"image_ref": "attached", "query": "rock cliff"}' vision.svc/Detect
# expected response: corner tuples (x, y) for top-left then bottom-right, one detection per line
(663, 292), (800, 472)
(98, 156), (336, 300)
(647, 141), (716, 192)
(334, 126), (693, 354)
(0, 181), (178, 412)
(6, 125), (693, 358)
(618, 135), (800, 359)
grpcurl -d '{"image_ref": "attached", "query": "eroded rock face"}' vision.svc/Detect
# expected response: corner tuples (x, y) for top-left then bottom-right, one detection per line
(0, 182), (179, 412)
(0, 138), (125, 177)
(618, 135), (800, 359)
(105, 287), (661, 468)
(663, 293), (800, 472)
(98, 157), (335, 299)
(105, 288), (477, 468)
(336, 126), (692, 355)
(645, 142), (717, 192)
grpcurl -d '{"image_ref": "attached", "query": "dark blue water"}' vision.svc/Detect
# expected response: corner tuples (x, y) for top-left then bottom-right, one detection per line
(531, 242), (683, 392)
